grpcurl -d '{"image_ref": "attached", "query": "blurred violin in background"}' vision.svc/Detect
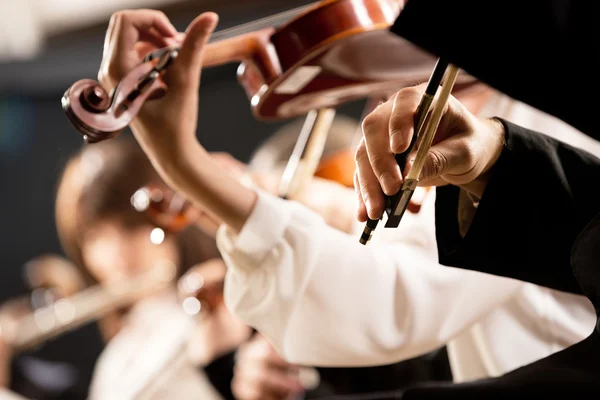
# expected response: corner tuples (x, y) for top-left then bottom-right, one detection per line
(314, 147), (430, 213)
(130, 183), (225, 315)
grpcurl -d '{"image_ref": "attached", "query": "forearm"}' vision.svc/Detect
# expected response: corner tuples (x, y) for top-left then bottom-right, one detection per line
(142, 139), (257, 234)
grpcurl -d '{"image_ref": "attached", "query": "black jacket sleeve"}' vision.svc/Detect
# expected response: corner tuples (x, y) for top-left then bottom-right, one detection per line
(391, 0), (600, 140)
(435, 119), (600, 294)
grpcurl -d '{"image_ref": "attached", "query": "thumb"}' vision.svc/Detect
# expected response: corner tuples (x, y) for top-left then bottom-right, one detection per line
(169, 12), (218, 87)
(417, 137), (463, 183)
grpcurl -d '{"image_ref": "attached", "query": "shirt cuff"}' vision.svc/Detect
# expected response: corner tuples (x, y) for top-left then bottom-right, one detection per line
(216, 188), (294, 270)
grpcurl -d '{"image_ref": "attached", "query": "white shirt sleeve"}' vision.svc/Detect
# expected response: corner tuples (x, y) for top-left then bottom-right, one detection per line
(217, 188), (523, 367)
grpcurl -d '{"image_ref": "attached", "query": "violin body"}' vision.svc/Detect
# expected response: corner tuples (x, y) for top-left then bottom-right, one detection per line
(314, 148), (355, 188)
(131, 184), (200, 232)
(226, 0), (475, 119)
(238, 0), (404, 119)
(314, 147), (429, 213)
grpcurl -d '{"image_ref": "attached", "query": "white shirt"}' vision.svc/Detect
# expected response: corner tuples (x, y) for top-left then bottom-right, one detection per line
(89, 291), (223, 400)
(0, 389), (27, 400)
(217, 93), (597, 382)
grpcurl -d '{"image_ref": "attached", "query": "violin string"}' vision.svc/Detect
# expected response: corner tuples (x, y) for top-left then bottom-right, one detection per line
(208, 2), (316, 42)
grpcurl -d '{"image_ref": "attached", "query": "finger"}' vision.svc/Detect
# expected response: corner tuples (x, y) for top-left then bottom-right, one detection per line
(100, 10), (177, 85)
(115, 10), (177, 56)
(134, 42), (158, 60)
(354, 171), (367, 222)
(168, 12), (218, 88)
(138, 28), (174, 49)
(362, 98), (402, 196)
(389, 84), (426, 153)
(430, 95), (468, 147)
(133, 35), (182, 60)
(99, 14), (123, 86)
(355, 141), (385, 220)
(102, 11), (120, 60)
(417, 135), (467, 184)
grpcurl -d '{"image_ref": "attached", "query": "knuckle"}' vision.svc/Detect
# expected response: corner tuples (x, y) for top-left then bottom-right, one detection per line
(399, 85), (422, 101)
(367, 152), (386, 170)
(361, 114), (381, 136)
(428, 149), (448, 176)
(354, 143), (367, 163)
(396, 85), (425, 110)
(458, 141), (475, 167)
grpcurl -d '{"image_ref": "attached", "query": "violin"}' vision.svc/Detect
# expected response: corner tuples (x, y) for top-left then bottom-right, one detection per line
(130, 184), (225, 313)
(315, 147), (430, 213)
(60, 0), (478, 143)
(130, 184), (202, 233)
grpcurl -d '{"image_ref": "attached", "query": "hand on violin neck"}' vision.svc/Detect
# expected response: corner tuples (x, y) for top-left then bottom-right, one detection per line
(355, 83), (505, 222)
(102, 9), (219, 171)
(97, 9), (218, 156)
(98, 10), (256, 233)
(98, 9), (179, 91)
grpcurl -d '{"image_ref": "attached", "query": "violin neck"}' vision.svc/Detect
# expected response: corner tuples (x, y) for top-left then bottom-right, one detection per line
(204, 28), (274, 68)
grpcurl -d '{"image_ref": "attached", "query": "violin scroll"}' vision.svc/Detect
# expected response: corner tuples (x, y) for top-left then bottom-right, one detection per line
(62, 49), (178, 143)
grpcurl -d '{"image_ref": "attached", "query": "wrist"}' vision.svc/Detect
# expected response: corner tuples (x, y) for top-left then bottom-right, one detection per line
(152, 143), (257, 233)
(460, 117), (505, 198)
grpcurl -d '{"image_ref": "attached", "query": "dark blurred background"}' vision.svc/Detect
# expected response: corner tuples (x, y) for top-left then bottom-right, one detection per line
(0, 0), (365, 395)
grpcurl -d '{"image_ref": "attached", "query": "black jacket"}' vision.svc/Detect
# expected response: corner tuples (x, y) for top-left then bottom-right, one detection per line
(331, 0), (600, 398)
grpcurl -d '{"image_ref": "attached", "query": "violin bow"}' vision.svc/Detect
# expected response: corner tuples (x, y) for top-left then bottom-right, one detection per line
(276, 108), (336, 200)
(360, 59), (459, 245)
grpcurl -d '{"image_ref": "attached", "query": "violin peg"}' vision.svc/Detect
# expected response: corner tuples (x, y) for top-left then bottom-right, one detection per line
(81, 85), (111, 113)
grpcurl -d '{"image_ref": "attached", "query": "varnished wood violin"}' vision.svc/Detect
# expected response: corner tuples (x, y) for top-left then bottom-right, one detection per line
(62, 0), (474, 142)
